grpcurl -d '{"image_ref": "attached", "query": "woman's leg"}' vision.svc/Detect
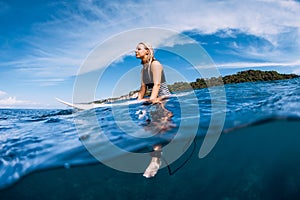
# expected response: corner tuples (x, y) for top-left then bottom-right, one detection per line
(143, 145), (162, 178)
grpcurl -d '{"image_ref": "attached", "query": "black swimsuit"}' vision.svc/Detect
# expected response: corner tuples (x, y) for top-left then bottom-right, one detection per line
(142, 62), (171, 97)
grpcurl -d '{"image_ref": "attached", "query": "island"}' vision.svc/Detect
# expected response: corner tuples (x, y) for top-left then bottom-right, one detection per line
(168, 70), (299, 92)
(92, 70), (299, 103)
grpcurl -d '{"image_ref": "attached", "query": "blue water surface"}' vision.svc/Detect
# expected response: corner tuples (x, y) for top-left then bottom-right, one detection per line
(0, 78), (300, 190)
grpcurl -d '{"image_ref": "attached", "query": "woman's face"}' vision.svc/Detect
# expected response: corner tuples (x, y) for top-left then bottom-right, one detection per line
(135, 44), (148, 59)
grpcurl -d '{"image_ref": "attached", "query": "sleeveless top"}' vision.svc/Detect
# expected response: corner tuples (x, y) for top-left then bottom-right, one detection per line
(142, 61), (171, 97)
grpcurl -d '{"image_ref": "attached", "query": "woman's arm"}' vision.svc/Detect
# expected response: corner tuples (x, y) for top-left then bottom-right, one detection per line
(138, 83), (146, 100)
(138, 69), (147, 100)
(150, 61), (162, 100)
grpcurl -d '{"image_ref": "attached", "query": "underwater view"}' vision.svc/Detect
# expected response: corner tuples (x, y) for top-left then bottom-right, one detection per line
(1, 77), (300, 199)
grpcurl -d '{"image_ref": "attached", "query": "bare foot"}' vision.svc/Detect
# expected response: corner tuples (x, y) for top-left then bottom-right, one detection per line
(143, 158), (162, 178)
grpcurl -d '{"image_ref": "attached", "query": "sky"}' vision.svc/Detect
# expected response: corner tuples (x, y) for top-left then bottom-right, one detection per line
(0, 0), (300, 108)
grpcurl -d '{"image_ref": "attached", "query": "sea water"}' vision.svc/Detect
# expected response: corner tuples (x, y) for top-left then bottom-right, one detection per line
(1, 78), (300, 199)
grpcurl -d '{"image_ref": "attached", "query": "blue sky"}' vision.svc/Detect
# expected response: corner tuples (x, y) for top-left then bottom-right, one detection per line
(0, 0), (300, 108)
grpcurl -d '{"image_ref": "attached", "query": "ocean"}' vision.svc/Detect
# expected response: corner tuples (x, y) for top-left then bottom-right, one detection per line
(1, 78), (300, 200)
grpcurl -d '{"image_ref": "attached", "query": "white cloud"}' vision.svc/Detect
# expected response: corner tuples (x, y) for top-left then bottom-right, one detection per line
(0, 96), (39, 108)
(0, 90), (6, 96)
(0, 97), (25, 106)
(0, 91), (39, 108)
(77, 28), (196, 74)
(4, 0), (300, 80)
(216, 60), (300, 69)
(0, 97), (23, 105)
(193, 60), (300, 76)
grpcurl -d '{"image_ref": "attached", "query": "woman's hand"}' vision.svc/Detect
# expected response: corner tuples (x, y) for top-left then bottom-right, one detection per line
(149, 98), (161, 104)
(138, 98), (149, 101)
(137, 98), (160, 105)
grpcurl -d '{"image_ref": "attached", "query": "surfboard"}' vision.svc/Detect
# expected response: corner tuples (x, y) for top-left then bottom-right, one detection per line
(55, 98), (98, 110)
(55, 98), (147, 110)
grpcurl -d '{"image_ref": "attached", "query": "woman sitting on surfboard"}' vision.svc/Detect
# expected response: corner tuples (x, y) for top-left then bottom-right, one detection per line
(135, 42), (172, 178)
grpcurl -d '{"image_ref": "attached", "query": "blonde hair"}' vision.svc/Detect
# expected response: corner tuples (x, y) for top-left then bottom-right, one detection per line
(138, 42), (154, 64)
(138, 42), (156, 81)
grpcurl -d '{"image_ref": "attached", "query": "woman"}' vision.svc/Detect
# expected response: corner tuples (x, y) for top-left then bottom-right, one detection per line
(135, 42), (172, 178)
(135, 42), (171, 103)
